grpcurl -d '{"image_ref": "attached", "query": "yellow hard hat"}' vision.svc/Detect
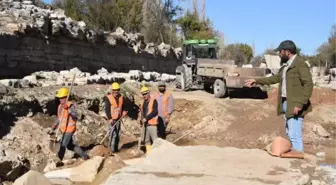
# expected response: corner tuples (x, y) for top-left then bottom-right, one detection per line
(111, 82), (120, 90)
(140, 86), (149, 94)
(56, 87), (69, 98)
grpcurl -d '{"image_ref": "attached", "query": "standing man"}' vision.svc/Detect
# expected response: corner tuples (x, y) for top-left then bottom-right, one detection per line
(105, 82), (127, 153)
(48, 87), (89, 160)
(140, 86), (159, 154)
(245, 40), (313, 156)
(153, 81), (174, 139)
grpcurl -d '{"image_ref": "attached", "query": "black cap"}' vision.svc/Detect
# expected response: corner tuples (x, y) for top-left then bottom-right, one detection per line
(274, 40), (297, 52)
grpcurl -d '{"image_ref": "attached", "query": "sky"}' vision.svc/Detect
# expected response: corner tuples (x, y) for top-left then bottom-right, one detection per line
(180, 0), (336, 55)
(43, 0), (335, 55)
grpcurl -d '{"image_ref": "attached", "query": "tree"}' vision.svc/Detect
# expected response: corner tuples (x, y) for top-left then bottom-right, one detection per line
(64, 0), (85, 21)
(264, 47), (301, 55)
(220, 43), (253, 66)
(176, 11), (215, 39)
(142, 0), (182, 45)
(318, 24), (336, 68)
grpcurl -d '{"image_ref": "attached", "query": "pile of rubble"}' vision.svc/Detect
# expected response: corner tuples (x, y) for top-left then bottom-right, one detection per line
(0, 83), (142, 181)
(0, 0), (182, 59)
(0, 67), (176, 88)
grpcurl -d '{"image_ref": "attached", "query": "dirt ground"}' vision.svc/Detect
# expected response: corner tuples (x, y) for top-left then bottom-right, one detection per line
(84, 85), (335, 184)
(164, 87), (336, 164)
(2, 84), (335, 185)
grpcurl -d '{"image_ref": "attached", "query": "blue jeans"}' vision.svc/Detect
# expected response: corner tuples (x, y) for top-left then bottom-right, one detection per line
(282, 100), (304, 152)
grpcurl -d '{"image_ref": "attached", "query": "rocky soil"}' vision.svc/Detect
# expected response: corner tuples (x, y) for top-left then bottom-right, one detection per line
(0, 82), (141, 182)
(0, 81), (335, 184)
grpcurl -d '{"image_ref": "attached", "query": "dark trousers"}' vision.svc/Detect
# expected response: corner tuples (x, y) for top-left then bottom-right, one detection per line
(157, 116), (167, 139)
(58, 132), (88, 160)
(108, 120), (121, 152)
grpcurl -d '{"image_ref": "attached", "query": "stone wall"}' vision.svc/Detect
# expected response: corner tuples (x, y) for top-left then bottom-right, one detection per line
(0, 0), (182, 79)
(0, 34), (180, 79)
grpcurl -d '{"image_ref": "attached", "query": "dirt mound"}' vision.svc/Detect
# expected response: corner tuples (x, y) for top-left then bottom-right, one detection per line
(89, 145), (111, 157)
(267, 87), (336, 106)
(0, 117), (52, 180)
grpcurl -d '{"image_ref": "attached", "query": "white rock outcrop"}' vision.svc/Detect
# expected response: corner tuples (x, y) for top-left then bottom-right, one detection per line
(0, 67), (176, 88)
(44, 156), (104, 183)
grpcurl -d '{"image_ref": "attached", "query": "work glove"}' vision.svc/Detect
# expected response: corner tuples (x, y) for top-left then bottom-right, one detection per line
(141, 118), (147, 125)
(122, 111), (128, 118)
(110, 120), (116, 126)
(47, 127), (55, 135)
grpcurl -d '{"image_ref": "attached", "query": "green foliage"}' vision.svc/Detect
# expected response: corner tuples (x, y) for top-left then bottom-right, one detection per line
(52, 0), (142, 32)
(176, 11), (215, 40)
(141, 0), (183, 46)
(220, 43), (254, 66)
(50, 0), (216, 47)
(264, 47), (301, 55)
(315, 24), (336, 68)
(64, 0), (84, 21)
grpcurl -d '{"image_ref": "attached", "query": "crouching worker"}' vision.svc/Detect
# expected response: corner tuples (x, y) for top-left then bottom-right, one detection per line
(48, 87), (89, 160)
(140, 86), (158, 154)
(105, 82), (127, 153)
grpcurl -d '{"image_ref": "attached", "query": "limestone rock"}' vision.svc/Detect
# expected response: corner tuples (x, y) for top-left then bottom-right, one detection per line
(0, 148), (29, 181)
(103, 140), (312, 185)
(313, 124), (330, 138)
(13, 170), (52, 185)
(44, 156), (104, 183)
(311, 180), (321, 185)
(22, 75), (38, 87)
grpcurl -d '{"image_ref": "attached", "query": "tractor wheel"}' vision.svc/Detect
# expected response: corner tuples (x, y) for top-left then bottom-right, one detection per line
(213, 79), (227, 98)
(181, 64), (193, 91)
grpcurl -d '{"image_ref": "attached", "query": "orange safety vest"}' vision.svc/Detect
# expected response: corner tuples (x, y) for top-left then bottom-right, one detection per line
(57, 101), (76, 133)
(141, 97), (158, 125)
(107, 94), (123, 121)
(153, 91), (171, 118)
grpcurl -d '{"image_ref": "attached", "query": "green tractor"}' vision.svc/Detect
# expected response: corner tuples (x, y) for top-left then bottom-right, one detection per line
(175, 39), (267, 98)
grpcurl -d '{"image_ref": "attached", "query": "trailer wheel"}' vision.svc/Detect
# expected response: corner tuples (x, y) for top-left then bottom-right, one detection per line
(213, 79), (227, 98)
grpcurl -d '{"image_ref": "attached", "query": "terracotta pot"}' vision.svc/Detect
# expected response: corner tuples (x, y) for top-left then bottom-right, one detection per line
(271, 136), (291, 156)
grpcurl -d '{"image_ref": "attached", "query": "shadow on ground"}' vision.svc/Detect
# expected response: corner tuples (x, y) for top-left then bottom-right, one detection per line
(228, 87), (268, 99)
(202, 86), (268, 99)
(0, 112), (17, 139)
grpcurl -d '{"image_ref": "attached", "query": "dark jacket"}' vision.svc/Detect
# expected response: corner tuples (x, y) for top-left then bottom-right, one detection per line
(142, 99), (158, 121)
(104, 95), (125, 120)
(256, 55), (313, 118)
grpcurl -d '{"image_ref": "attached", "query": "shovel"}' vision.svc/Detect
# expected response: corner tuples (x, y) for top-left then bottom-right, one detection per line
(53, 73), (76, 148)
(130, 121), (145, 157)
(99, 117), (123, 145)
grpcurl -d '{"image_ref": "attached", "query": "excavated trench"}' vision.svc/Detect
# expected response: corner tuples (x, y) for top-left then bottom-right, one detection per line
(1, 84), (336, 184)
(0, 85), (142, 181)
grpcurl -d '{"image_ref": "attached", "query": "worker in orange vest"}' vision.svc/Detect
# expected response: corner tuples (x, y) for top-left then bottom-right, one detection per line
(153, 81), (174, 139)
(105, 82), (127, 153)
(140, 86), (158, 153)
(48, 87), (89, 160)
